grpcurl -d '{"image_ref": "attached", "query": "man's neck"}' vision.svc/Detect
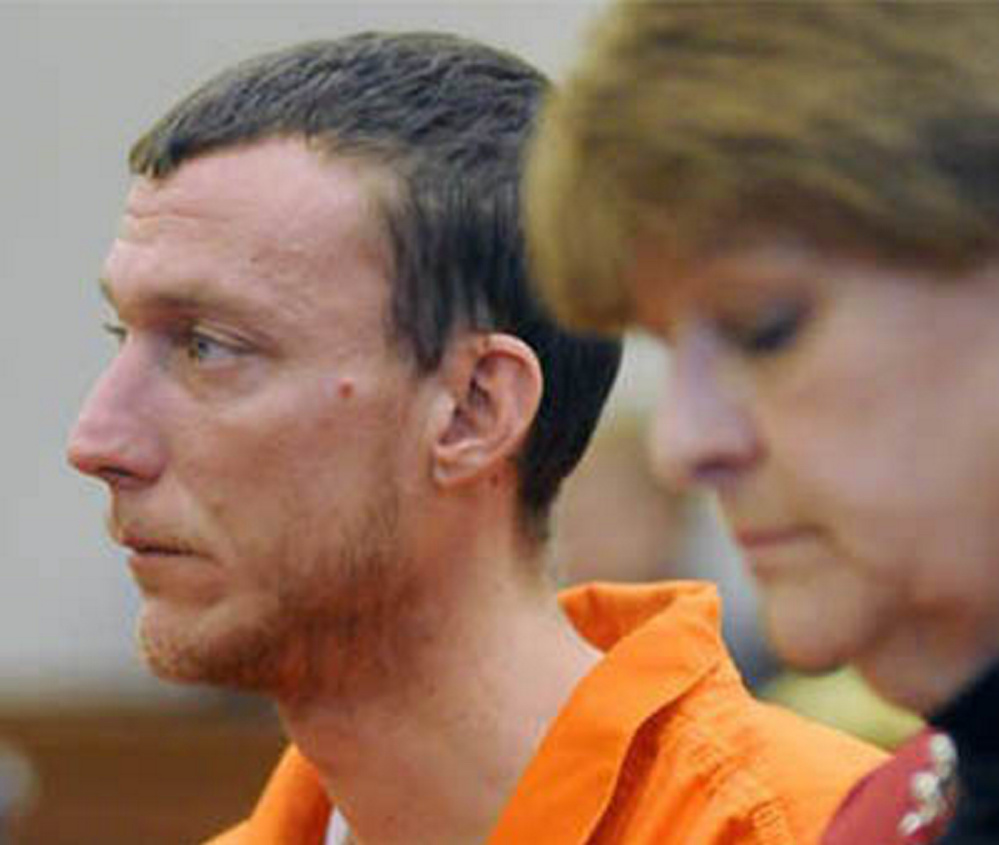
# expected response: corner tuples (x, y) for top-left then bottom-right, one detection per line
(276, 562), (601, 845)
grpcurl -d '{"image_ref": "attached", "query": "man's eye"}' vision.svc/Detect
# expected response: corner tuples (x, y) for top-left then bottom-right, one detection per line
(184, 331), (241, 364)
(721, 300), (809, 357)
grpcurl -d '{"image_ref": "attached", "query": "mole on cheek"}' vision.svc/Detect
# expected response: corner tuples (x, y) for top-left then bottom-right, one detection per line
(336, 379), (355, 400)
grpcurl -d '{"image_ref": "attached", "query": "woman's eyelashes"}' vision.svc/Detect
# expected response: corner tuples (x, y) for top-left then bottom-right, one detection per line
(719, 298), (811, 358)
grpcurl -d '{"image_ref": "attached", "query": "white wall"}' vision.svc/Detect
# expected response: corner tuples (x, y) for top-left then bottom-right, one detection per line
(1, 0), (607, 702)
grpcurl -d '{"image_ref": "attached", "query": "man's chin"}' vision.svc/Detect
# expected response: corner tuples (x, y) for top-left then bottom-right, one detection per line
(137, 624), (214, 686)
(135, 613), (285, 694)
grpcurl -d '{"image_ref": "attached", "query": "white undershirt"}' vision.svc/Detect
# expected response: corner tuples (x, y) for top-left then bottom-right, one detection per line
(326, 808), (350, 845)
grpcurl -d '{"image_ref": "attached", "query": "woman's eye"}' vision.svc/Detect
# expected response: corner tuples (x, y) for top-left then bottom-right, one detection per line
(722, 300), (809, 357)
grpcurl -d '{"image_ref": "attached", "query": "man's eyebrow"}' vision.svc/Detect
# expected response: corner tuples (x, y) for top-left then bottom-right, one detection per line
(100, 276), (214, 311)
(96, 276), (266, 321)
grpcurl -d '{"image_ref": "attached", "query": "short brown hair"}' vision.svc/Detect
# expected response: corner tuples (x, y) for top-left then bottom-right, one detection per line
(525, 1), (999, 333)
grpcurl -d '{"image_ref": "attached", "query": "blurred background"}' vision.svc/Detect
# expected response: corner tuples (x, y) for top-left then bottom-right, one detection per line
(1, 3), (920, 842)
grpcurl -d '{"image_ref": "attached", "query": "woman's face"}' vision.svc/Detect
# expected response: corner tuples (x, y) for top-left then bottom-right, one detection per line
(629, 236), (999, 712)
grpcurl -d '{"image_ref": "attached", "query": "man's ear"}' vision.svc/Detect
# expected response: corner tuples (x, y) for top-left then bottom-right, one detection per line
(430, 333), (542, 489)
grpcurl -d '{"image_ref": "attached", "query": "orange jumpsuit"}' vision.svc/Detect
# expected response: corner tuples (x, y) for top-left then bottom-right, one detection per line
(206, 582), (885, 845)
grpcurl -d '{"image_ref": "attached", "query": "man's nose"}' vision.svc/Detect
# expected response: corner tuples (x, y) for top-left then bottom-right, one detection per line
(66, 348), (165, 488)
(648, 331), (762, 493)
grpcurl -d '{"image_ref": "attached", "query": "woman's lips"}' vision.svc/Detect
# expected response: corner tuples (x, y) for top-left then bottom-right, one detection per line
(734, 526), (810, 550)
(734, 526), (820, 577)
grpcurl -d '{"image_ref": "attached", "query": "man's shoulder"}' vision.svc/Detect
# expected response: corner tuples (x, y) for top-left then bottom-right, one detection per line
(647, 671), (888, 842)
(492, 580), (885, 844)
(491, 654), (884, 845)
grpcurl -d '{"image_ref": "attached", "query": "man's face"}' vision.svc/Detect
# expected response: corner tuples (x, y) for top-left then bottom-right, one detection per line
(628, 235), (999, 708)
(68, 138), (428, 697)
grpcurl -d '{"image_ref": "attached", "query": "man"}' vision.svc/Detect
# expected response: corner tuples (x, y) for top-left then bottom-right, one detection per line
(523, 2), (999, 843)
(68, 32), (882, 844)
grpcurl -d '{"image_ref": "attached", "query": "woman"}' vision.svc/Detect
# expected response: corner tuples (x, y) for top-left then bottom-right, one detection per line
(525, 3), (999, 843)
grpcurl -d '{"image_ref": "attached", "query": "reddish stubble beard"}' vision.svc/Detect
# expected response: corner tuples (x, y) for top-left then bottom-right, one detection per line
(136, 484), (420, 706)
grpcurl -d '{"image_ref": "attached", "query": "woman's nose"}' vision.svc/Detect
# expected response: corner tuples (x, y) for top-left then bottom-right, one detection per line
(647, 331), (762, 492)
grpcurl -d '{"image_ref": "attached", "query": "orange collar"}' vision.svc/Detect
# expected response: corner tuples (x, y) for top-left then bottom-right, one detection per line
(241, 747), (331, 845)
(488, 581), (724, 844)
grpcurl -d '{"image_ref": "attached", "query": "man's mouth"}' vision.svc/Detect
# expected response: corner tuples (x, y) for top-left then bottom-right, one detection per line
(107, 513), (193, 557)
(122, 533), (195, 557)
(128, 543), (184, 556)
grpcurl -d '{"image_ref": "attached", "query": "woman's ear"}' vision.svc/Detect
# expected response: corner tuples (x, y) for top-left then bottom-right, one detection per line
(430, 332), (542, 490)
